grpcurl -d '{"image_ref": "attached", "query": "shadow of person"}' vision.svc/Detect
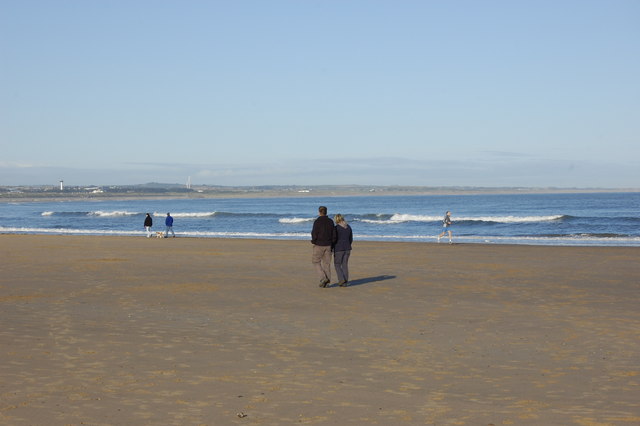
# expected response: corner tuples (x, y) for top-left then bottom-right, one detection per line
(331, 275), (396, 288)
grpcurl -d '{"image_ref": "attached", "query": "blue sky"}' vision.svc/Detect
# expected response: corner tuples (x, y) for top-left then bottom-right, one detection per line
(1, 1), (638, 187)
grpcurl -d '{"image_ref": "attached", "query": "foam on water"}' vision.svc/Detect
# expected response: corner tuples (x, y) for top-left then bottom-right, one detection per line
(458, 215), (565, 223)
(90, 210), (139, 217)
(3, 225), (638, 247)
(0, 226), (309, 240)
(359, 214), (565, 224)
(158, 212), (217, 218)
(279, 217), (314, 224)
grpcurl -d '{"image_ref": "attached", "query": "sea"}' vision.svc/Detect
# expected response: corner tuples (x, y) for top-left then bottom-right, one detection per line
(2, 192), (639, 246)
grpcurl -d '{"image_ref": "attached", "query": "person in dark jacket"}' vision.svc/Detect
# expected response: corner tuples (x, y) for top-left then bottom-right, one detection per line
(311, 206), (336, 288)
(144, 213), (153, 238)
(333, 214), (353, 287)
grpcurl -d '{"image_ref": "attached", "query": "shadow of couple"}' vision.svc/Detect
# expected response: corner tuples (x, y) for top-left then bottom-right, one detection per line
(328, 275), (396, 288)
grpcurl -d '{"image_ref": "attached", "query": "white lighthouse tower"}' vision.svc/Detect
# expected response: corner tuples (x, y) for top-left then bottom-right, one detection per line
(59, 180), (64, 191)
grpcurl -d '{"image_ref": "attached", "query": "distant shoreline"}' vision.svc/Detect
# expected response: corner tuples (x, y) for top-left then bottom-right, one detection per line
(1, 185), (638, 203)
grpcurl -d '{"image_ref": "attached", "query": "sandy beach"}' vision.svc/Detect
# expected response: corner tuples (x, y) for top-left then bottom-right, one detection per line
(1, 234), (639, 425)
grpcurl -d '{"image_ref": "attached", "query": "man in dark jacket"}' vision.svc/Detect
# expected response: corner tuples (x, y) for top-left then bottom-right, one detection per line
(311, 206), (336, 288)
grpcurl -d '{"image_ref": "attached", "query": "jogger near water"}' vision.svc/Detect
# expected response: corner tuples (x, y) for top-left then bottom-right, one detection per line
(437, 211), (453, 244)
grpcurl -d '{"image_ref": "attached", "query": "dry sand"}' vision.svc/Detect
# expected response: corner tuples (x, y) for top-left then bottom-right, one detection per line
(1, 234), (639, 425)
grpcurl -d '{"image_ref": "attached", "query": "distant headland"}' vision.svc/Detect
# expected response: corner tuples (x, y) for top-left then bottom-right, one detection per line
(1, 183), (637, 202)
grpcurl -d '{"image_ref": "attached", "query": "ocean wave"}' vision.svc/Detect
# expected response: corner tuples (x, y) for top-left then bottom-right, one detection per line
(457, 215), (566, 223)
(164, 211), (274, 219)
(537, 232), (627, 238)
(41, 211), (88, 217)
(279, 217), (314, 224)
(156, 212), (217, 218)
(359, 214), (441, 224)
(41, 210), (141, 217)
(41, 210), (568, 224)
(356, 233), (640, 246)
(455, 235), (640, 246)
(0, 226), (138, 235)
(41, 210), (223, 219)
(90, 210), (139, 217)
(357, 214), (566, 224)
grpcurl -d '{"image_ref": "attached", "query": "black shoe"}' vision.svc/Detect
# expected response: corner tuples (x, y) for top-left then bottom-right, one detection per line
(339, 281), (348, 287)
(319, 279), (329, 288)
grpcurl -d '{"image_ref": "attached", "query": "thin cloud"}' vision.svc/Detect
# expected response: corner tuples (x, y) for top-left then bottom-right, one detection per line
(478, 151), (535, 158)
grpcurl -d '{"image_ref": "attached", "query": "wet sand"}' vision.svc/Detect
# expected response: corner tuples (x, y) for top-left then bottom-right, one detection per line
(1, 234), (639, 425)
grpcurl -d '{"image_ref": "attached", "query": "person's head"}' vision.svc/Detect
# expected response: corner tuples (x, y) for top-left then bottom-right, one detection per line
(167, 212), (171, 216)
(318, 206), (327, 216)
(146, 213), (150, 216)
(446, 211), (451, 216)
(334, 213), (345, 225)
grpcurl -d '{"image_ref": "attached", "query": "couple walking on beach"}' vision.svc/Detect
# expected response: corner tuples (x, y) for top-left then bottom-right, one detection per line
(311, 206), (353, 288)
(144, 213), (175, 238)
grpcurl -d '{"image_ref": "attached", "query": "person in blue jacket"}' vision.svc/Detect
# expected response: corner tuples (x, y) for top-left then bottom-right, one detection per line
(164, 213), (175, 238)
(333, 214), (353, 287)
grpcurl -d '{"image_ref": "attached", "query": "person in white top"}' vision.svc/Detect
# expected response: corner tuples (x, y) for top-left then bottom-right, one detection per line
(437, 211), (453, 244)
